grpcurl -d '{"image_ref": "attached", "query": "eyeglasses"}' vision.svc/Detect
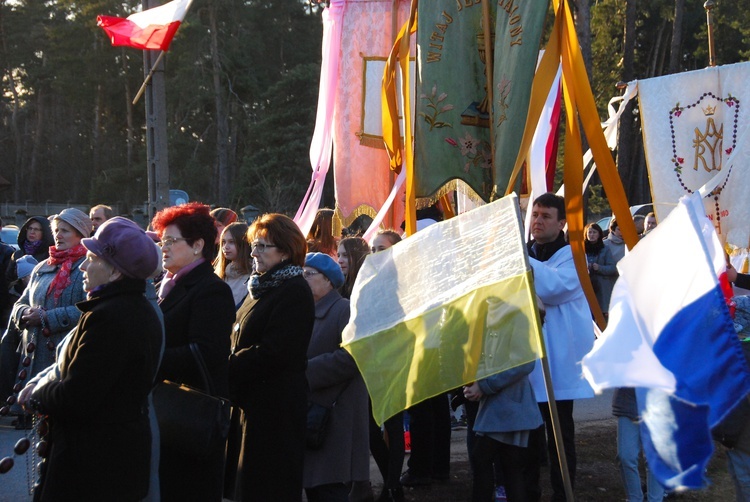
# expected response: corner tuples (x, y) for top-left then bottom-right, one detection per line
(302, 270), (320, 279)
(160, 237), (188, 247)
(27, 227), (42, 233)
(251, 242), (277, 253)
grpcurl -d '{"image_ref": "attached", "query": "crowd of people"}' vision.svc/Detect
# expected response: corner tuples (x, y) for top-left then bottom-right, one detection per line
(1, 196), (749, 502)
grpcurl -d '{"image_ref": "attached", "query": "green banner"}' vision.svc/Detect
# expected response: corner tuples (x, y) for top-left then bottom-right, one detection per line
(415, 0), (550, 202)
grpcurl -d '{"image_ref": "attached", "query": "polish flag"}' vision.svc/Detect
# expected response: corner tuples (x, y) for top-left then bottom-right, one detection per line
(97, 0), (193, 52)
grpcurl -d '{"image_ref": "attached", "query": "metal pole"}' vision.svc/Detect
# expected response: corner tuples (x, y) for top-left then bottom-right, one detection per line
(143, 0), (170, 221)
(704, 0), (716, 67)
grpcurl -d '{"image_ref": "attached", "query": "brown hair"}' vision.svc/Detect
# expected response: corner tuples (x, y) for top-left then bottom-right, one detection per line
(214, 222), (251, 278)
(248, 213), (307, 267)
(374, 229), (402, 247)
(210, 207), (238, 227)
(338, 236), (370, 299)
(307, 208), (337, 256)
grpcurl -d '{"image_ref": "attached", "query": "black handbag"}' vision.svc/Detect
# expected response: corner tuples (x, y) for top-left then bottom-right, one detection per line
(152, 343), (231, 456)
(306, 381), (350, 450)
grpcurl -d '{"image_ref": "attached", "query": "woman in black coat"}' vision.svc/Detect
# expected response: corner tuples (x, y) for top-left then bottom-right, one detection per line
(226, 213), (315, 501)
(151, 203), (235, 502)
(7, 216), (54, 283)
(20, 217), (162, 502)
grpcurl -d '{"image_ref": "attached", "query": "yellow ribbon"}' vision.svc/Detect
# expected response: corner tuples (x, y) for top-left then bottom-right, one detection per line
(505, 0), (640, 329)
(382, 0), (418, 235)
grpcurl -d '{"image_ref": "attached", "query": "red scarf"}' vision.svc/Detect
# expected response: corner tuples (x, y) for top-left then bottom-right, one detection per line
(46, 244), (86, 304)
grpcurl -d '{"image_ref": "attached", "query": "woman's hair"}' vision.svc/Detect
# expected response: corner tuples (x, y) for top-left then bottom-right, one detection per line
(214, 222), (251, 279)
(248, 213), (307, 267)
(151, 202), (218, 262)
(306, 208), (337, 256)
(585, 222), (604, 254)
(374, 229), (402, 247)
(210, 207), (238, 227)
(338, 236), (370, 299)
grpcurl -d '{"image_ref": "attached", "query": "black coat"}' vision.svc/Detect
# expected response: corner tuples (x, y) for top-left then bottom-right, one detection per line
(33, 278), (162, 502)
(157, 260), (235, 502)
(158, 260), (234, 396)
(227, 271), (314, 501)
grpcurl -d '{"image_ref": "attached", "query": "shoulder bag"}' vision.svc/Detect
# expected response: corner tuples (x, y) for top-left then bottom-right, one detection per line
(152, 343), (231, 456)
(306, 380), (350, 450)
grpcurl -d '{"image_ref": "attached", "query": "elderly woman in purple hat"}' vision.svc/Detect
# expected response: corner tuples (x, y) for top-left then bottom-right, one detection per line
(302, 252), (370, 502)
(21, 216), (163, 502)
(7, 208), (91, 428)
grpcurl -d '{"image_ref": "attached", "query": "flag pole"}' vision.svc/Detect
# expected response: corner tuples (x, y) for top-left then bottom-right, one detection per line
(133, 50), (167, 105)
(540, 355), (576, 502)
(704, 1), (716, 67)
(480, 0), (495, 197)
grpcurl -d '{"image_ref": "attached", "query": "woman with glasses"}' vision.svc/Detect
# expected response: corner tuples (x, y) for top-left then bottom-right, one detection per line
(1, 216), (55, 408)
(7, 216), (54, 283)
(301, 252), (369, 501)
(150, 202), (235, 502)
(226, 213), (314, 501)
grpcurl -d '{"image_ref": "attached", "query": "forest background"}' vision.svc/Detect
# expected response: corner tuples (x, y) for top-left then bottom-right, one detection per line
(0, 0), (747, 217)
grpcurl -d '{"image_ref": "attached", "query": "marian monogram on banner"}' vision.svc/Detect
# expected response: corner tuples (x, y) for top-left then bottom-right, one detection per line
(668, 92), (740, 234)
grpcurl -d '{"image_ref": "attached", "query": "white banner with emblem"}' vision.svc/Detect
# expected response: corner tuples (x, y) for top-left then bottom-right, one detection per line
(637, 61), (750, 267)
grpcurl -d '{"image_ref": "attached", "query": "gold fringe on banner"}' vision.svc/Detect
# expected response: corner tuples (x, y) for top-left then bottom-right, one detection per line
(334, 204), (381, 237)
(414, 179), (486, 210)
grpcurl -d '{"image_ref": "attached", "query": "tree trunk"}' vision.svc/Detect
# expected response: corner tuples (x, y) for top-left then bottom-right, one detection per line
(209, 0), (230, 206)
(668, 0), (685, 74)
(616, 0), (637, 203)
(27, 87), (45, 198)
(572, 0), (593, 79)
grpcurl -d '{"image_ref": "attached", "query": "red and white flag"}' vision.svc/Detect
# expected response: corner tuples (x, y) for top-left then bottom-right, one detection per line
(97, 0), (192, 51)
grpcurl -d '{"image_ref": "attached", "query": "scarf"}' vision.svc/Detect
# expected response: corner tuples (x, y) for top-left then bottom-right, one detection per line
(46, 244), (87, 304)
(607, 233), (624, 246)
(24, 239), (43, 257)
(585, 239), (604, 256)
(249, 262), (303, 299)
(527, 231), (568, 263)
(159, 258), (205, 301)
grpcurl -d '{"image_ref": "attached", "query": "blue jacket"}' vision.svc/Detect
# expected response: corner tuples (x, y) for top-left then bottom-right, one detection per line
(473, 361), (543, 434)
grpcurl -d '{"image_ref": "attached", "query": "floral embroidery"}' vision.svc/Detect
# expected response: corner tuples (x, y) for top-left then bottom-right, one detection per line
(419, 84), (454, 131)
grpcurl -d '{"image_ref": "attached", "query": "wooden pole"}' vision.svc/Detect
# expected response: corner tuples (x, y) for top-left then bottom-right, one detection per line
(389, 0), (398, 231)
(704, 0), (716, 67)
(540, 354), (576, 502)
(481, 0), (495, 195)
(133, 50), (167, 106)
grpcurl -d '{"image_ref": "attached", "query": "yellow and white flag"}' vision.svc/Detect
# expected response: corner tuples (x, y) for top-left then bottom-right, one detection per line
(342, 194), (543, 425)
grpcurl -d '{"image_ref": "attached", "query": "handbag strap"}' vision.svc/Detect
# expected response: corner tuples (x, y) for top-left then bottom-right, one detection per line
(189, 342), (216, 396)
(330, 379), (352, 408)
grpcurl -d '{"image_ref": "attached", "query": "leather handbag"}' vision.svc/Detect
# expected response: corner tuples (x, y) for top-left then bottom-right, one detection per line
(152, 343), (231, 456)
(306, 381), (350, 450)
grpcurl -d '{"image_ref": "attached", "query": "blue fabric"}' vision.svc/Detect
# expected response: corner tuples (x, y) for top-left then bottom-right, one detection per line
(637, 284), (750, 490)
